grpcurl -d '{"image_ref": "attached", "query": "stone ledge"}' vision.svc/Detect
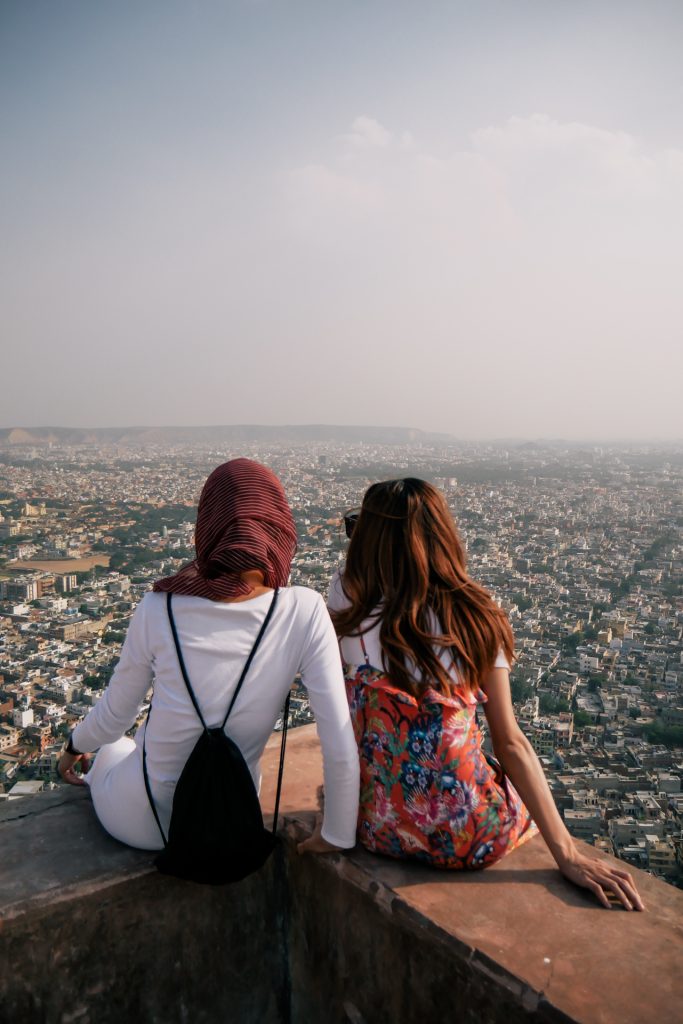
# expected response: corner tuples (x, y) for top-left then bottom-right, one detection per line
(0, 786), (154, 922)
(265, 727), (683, 1024)
(2, 724), (682, 1024)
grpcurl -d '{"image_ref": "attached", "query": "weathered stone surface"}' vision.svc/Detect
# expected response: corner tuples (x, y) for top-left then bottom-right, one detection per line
(0, 866), (289, 1024)
(1, 784), (288, 1024)
(1, 724), (682, 1024)
(0, 786), (153, 921)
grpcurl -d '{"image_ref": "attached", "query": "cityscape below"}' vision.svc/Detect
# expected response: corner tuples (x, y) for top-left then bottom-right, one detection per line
(0, 431), (681, 889)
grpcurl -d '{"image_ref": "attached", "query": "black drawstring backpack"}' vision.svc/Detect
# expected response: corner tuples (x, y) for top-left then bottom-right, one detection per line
(142, 588), (290, 885)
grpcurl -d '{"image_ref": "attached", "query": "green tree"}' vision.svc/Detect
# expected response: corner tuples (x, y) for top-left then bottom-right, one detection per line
(539, 693), (570, 714)
(510, 678), (532, 704)
(644, 724), (683, 748)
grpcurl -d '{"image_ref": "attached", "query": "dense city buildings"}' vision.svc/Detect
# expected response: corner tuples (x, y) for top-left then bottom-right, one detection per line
(0, 434), (681, 887)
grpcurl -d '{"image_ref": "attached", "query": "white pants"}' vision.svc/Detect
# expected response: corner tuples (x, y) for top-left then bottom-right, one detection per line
(85, 737), (166, 851)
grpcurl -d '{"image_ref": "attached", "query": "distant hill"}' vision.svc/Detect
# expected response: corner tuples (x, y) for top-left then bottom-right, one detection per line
(0, 425), (455, 446)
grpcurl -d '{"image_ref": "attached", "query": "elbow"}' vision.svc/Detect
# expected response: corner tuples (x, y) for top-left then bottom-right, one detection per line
(324, 748), (360, 777)
(495, 728), (533, 768)
(317, 718), (360, 787)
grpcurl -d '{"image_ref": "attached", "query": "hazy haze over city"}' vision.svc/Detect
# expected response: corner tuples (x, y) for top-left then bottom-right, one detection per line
(2, 0), (682, 439)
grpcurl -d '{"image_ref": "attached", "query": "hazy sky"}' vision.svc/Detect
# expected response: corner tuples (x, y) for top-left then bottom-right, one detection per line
(2, 0), (682, 439)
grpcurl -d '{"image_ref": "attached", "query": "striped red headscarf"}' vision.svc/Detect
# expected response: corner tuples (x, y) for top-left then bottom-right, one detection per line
(153, 458), (297, 600)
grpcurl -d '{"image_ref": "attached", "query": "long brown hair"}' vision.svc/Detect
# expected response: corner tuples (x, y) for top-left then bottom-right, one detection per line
(331, 478), (514, 697)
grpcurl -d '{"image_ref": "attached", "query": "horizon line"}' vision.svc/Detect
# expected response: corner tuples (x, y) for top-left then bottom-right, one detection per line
(1, 424), (682, 445)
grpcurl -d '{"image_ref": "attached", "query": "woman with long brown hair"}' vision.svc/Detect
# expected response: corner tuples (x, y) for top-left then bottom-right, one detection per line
(329, 477), (644, 910)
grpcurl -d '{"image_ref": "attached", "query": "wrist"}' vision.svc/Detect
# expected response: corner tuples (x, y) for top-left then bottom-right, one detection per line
(64, 732), (82, 756)
(549, 837), (578, 866)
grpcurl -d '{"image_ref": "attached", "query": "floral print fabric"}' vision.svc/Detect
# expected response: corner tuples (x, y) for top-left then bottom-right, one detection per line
(344, 660), (537, 869)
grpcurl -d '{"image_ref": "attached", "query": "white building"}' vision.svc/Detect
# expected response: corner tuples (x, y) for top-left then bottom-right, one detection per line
(12, 707), (34, 729)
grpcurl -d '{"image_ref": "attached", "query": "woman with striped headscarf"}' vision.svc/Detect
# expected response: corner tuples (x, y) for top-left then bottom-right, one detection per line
(58, 458), (359, 855)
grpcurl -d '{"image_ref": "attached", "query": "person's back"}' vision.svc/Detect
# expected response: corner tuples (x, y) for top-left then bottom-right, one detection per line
(328, 573), (536, 868)
(329, 478), (644, 910)
(59, 458), (360, 861)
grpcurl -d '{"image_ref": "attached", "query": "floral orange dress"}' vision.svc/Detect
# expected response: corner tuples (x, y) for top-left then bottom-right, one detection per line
(344, 636), (537, 869)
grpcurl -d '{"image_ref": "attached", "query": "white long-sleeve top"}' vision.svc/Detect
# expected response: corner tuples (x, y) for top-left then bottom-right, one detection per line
(73, 586), (360, 848)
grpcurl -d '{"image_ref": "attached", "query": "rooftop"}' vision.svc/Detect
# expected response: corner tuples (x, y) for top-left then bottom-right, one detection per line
(2, 724), (682, 1023)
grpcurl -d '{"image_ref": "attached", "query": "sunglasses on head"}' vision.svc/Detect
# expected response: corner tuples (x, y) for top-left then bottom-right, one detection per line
(343, 510), (360, 539)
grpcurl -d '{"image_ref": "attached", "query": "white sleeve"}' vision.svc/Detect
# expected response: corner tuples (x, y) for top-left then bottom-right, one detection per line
(72, 596), (155, 752)
(326, 569), (349, 614)
(299, 593), (359, 848)
(494, 648), (511, 670)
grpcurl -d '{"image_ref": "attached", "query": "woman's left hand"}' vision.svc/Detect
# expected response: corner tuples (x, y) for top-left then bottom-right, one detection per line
(557, 850), (645, 911)
(57, 751), (92, 786)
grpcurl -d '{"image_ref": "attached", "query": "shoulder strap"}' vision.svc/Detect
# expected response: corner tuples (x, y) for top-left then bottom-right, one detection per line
(167, 592), (209, 731)
(142, 702), (168, 847)
(221, 588), (279, 729)
(271, 689), (290, 835)
(359, 631), (371, 667)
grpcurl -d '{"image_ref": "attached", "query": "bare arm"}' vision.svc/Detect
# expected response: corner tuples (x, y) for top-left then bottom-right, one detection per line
(482, 667), (645, 911)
